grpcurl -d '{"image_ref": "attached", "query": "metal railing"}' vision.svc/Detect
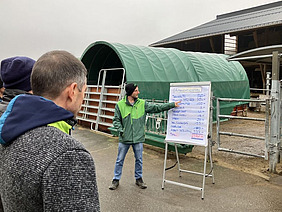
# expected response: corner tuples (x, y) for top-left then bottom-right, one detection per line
(78, 87), (171, 135)
(77, 84), (121, 130)
(145, 99), (170, 136)
(216, 97), (270, 159)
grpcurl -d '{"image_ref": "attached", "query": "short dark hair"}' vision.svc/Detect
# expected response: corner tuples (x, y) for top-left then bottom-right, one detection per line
(31, 50), (87, 99)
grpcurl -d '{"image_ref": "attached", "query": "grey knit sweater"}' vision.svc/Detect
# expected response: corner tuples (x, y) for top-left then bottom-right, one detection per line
(0, 126), (100, 211)
(0, 95), (100, 211)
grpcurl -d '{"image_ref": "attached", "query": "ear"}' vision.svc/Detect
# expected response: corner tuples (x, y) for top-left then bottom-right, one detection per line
(67, 82), (78, 102)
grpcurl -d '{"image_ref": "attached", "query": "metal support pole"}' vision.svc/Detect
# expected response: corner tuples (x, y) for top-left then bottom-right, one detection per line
(265, 99), (270, 160)
(95, 70), (107, 131)
(216, 98), (220, 148)
(269, 51), (280, 173)
(119, 69), (126, 100)
(280, 81), (282, 162)
(209, 94), (215, 184)
(266, 72), (271, 96)
(207, 93), (213, 158)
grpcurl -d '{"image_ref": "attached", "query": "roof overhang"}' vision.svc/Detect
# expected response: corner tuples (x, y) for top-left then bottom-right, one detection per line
(151, 1), (282, 47)
(227, 45), (282, 64)
(151, 22), (282, 47)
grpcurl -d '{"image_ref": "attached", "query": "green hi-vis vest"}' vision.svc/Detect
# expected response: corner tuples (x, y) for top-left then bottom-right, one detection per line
(48, 121), (72, 135)
(118, 99), (145, 121)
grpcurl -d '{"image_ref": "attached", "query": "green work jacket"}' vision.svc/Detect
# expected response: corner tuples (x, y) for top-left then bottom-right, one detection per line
(113, 96), (175, 144)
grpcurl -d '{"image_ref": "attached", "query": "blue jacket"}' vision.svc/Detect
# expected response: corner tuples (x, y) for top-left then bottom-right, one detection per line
(0, 94), (74, 145)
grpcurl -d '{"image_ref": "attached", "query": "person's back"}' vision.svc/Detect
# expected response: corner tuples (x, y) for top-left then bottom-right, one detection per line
(0, 51), (100, 211)
(0, 56), (35, 116)
(1, 125), (96, 211)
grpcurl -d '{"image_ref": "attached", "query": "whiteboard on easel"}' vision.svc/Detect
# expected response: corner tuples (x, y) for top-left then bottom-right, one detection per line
(165, 82), (211, 146)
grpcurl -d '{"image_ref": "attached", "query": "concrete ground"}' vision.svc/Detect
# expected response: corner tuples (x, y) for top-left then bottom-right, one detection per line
(73, 126), (282, 212)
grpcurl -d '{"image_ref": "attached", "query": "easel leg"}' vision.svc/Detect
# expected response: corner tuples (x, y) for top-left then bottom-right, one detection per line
(202, 146), (208, 200)
(162, 142), (168, 189)
(174, 143), (181, 177)
(209, 139), (215, 184)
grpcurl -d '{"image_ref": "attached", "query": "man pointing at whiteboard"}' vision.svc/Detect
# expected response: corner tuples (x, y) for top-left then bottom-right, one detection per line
(109, 83), (180, 190)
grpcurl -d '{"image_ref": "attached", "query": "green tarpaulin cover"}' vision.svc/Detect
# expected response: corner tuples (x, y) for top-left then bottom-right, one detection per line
(81, 41), (250, 118)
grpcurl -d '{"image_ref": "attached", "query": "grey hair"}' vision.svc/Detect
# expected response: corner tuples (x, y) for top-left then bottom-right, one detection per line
(31, 50), (87, 99)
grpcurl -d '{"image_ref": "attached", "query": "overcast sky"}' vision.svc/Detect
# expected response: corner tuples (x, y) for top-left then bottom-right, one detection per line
(0, 0), (279, 60)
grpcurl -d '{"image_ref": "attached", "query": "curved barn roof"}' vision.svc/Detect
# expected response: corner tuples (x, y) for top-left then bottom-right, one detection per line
(81, 41), (248, 84)
(81, 41), (250, 118)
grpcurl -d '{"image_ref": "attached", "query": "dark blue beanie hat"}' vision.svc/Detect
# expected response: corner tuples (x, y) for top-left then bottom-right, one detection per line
(125, 83), (137, 96)
(1, 56), (35, 91)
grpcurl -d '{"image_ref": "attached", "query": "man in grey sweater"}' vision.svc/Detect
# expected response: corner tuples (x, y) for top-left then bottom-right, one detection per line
(0, 51), (100, 211)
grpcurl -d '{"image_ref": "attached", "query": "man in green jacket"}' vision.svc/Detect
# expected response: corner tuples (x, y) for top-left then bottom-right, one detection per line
(109, 83), (180, 190)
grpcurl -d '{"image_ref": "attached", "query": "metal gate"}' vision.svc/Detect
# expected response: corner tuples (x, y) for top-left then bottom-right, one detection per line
(77, 68), (125, 131)
(216, 97), (271, 159)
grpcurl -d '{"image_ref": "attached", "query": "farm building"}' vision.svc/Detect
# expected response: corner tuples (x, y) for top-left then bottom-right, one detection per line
(150, 1), (282, 92)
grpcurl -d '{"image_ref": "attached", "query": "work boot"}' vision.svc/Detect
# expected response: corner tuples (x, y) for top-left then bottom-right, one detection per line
(135, 178), (147, 189)
(109, 179), (119, 190)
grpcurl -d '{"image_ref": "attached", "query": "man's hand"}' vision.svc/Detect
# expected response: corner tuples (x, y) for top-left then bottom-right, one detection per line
(175, 101), (181, 107)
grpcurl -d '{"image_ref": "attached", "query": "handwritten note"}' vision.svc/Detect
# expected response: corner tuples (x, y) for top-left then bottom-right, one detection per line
(166, 82), (211, 146)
